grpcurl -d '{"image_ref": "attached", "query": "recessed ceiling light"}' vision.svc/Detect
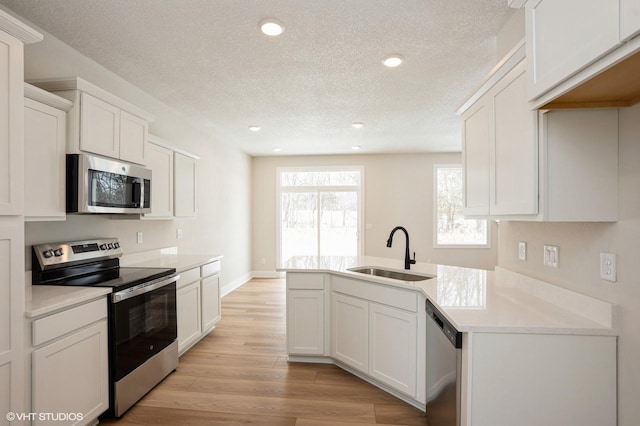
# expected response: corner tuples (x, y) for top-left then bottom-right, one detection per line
(352, 122), (364, 129)
(382, 54), (404, 68)
(352, 146), (361, 150)
(273, 147), (282, 152)
(259, 18), (285, 36)
(248, 125), (261, 132)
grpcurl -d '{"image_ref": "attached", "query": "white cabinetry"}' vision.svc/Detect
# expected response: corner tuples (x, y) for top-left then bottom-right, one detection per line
(286, 273), (326, 356)
(525, 0), (620, 100)
(174, 152), (197, 217)
(176, 260), (222, 355)
(29, 77), (154, 165)
(331, 293), (369, 371)
(201, 261), (221, 334)
(144, 137), (174, 219)
(0, 10), (42, 420)
(24, 84), (72, 221)
(176, 268), (202, 355)
(459, 42), (618, 221)
(29, 298), (109, 425)
(330, 276), (422, 400)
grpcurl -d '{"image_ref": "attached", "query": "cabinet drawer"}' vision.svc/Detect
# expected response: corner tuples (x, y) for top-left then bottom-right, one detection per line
(33, 298), (107, 347)
(177, 267), (200, 288)
(332, 276), (417, 312)
(201, 260), (221, 278)
(287, 273), (325, 290)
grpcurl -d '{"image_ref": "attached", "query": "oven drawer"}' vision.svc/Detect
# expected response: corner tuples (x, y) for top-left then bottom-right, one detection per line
(32, 298), (108, 347)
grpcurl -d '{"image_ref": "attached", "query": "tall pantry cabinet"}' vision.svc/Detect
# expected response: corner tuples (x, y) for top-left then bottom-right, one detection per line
(0, 9), (42, 423)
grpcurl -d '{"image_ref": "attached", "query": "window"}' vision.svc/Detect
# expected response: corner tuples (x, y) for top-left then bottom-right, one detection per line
(278, 167), (363, 264)
(434, 165), (489, 247)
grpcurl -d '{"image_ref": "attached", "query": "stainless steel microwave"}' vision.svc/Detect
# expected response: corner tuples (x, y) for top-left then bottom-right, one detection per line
(66, 154), (151, 214)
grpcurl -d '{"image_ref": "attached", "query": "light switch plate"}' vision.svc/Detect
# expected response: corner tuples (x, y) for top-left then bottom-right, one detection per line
(136, 231), (143, 244)
(600, 252), (617, 282)
(543, 245), (559, 268)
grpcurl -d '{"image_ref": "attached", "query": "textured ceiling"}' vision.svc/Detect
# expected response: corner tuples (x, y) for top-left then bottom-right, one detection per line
(1, 0), (513, 156)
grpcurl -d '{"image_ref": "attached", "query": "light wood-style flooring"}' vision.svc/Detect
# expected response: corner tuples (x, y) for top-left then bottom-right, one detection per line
(102, 278), (427, 425)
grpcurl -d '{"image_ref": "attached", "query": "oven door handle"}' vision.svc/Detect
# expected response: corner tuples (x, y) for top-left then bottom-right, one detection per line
(112, 274), (180, 303)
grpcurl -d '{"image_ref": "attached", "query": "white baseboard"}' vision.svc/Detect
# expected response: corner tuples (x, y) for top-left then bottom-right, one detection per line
(221, 272), (252, 297)
(252, 270), (285, 279)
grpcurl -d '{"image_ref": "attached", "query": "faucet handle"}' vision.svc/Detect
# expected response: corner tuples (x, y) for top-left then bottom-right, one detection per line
(410, 252), (416, 264)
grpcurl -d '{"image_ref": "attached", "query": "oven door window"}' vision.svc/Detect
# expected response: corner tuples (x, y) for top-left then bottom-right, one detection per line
(111, 283), (177, 381)
(88, 169), (142, 209)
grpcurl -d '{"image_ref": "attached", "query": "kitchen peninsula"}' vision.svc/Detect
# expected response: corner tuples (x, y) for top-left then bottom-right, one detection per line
(279, 256), (616, 426)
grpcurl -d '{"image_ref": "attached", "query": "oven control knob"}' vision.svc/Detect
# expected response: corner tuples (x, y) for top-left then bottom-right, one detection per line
(107, 243), (114, 249)
(43, 250), (53, 258)
(53, 249), (63, 257)
(99, 244), (107, 250)
(114, 242), (120, 249)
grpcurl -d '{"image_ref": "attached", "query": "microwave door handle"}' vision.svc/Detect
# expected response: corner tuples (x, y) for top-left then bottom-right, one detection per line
(132, 181), (141, 207)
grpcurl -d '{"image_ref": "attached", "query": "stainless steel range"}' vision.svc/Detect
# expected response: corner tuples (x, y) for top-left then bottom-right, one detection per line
(32, 238), (179, 417)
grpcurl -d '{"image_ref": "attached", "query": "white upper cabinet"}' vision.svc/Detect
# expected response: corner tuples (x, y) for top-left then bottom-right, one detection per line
(621, 0), (640, 42)
(29, 77), (154, 165)
(24, 84), (72, 221)
(461, 101), (490, 216)
(526, 0), (620, 101)
(144, 137), (174, 219)
(174, 152), (197, 217)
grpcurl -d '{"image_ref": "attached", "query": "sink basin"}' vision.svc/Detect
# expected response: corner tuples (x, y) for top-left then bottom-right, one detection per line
(348, 267), (435, 282)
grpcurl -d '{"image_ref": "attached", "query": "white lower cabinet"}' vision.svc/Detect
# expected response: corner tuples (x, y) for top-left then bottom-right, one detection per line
(286, 273), (327, 356)
(369, 302), (417, 396)
(176, 260), (222, 355)
(331, 293), (369, 372)
(176, 280), (201, 354)
(29, 297), (109, 425)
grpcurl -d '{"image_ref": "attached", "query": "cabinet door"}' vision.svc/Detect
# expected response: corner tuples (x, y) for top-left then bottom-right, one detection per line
(526, 0), (620, 100)
(119, 110), (147, 165)
(32, 320), (109, 425)
(0, 30), (24, 215)
(461, 101), (490, 216)
(0, 219), (25, 420)
(24, 98), (66, 220)
(490, 61), (538, 215)
(144, 143), (174, 219)
(201, 275), (221, 333)
(621, 0), (640, 41)
(287, 290), (325, 355)
(369, 303), (417, 397)
(174, 153), (197, 217)
(331, 293), (368, 373)
(80, 92), (120, 159)
(177, 281), (201, 354)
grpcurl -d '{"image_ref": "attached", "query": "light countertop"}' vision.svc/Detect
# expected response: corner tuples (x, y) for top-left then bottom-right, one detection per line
(278, 256), (616, 336)
(25, 285), (112, 318)
(121, 253), (223, 273)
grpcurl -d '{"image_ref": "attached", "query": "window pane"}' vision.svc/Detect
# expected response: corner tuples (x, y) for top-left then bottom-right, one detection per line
(320, 192), (358, 256)
(436, 167), (488, 246)
(281, 170), (361, 187)
(281, 192), (318, 260)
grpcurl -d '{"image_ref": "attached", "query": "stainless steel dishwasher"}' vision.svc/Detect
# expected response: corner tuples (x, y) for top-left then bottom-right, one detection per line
(425, 299), (462, 426)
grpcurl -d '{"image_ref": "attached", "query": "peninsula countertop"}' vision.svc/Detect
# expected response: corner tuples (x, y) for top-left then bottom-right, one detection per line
(278, 256), (616, 336)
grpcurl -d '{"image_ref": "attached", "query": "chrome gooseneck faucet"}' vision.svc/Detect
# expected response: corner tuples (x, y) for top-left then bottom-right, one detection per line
(386, 226), (416, 270)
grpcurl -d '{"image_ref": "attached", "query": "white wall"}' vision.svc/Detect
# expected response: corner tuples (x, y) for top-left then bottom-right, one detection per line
(498, 103), (640, 426)
(252, 153), (498, 274)
(16, 18), (252, 290)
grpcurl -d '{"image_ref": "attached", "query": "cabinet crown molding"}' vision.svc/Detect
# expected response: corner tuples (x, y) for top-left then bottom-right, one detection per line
(0, 9), (42, 44)
(26, 76), (156, 123)
(24, 83), (73, 111)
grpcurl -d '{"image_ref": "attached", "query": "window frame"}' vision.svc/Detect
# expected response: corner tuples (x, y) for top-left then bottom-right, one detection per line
(277, 166), (365, 266)
(433, 164), (490, 249)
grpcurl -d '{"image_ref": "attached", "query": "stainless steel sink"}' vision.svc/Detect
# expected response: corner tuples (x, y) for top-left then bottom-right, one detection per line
(348, 267), (435, 282)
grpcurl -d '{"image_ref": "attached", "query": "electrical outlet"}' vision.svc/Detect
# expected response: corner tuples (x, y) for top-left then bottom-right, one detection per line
(261, 257), (266, 265)
(136, 231), (143, 244)
(600, 252), (617, 282)
(543, 245), (559, 268)
(518, 242), (527, 261)
(176, 229), (183, 239)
